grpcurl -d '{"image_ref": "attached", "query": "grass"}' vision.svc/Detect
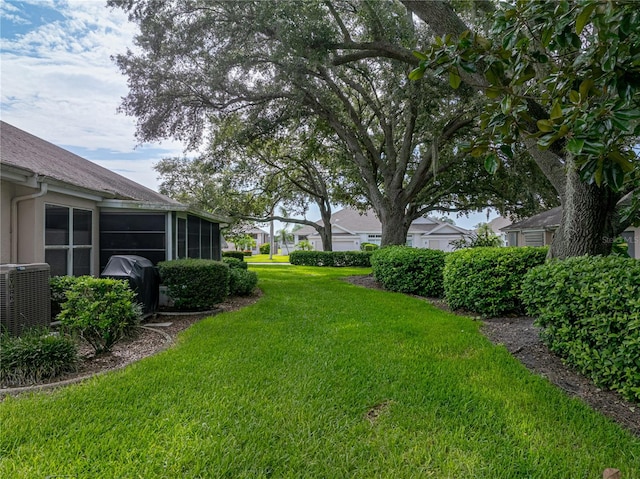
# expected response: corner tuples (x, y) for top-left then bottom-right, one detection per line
(1, 265), (639, 478)
(244, 253), (290, 263)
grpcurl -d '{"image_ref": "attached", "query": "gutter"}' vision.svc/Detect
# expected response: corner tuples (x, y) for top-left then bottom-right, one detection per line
(11, 176), (48, 263)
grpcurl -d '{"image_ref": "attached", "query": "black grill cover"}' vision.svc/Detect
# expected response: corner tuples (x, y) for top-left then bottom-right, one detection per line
(100, 255), (159, 315)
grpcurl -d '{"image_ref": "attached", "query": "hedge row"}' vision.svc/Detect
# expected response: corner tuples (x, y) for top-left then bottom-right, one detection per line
(443, 247), (548, 317)
(371, 246), (446, 297)
(158, 258), (258, 311)
(522, 256), (640, 402)
(289, 250), (372, 267)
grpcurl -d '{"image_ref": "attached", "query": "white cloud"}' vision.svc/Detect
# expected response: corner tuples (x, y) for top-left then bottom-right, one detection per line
(1, 0), (185, 191)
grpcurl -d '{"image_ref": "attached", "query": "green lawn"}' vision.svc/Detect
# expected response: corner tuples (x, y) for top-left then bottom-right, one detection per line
(1, 265), (639, 478)
(244, 253), (290, 263)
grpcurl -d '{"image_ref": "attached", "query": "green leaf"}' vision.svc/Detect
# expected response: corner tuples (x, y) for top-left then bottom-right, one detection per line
(485, 86), (501, 99)
(579, 79), (594, 98)
(566, 138), (585, 155)
(537, 119), (555, 133)
(604, 162), (625, 191)
(569, 90), (581, 104)
(594, 159), (604, 187)
(484, 154), (499, 174)
(412, 50), (428, 61)
(608, 149), (635, 173)
(614, 109), (640, 121)
(576, 4), (597, 35)
(449, 69), (462, 89)
(408, 67), (425, 81)
(550, 101), (563, 120)
(501, 96), (511, 114)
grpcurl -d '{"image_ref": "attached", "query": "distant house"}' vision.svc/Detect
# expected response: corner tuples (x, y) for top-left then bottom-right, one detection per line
(294, 208), (471, 252)
(1, 121), (228, 276)
(224, 226), (270, 254)
(501, 206), (639, 258)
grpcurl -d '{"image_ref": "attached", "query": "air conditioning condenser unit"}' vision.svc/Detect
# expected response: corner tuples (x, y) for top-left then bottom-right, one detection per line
(0, 263), (51, 336)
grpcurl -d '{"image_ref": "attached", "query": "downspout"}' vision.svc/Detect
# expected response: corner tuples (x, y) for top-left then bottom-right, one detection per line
(11, 176), (48, 263)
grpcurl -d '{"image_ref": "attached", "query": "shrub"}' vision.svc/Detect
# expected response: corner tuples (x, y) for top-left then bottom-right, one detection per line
(58, 277), (142, 354)
(259, 243), (270, 254)
(229, 268), (259, 296)
(223, 257), (248, 270)
(296, 240), (314, 251)
(521, 256), (640, 402)
(158, 259), (230, 311)
(289, 250), (372, 267)
(222, 251), (246, 261)
(443, 247), (547, 317)
(0, 328), (78, 386)
(360, 242), (379, 252)
(371, 246), (446, 297)
(243, 250), (253, 257)
(50, 275), (82, 320)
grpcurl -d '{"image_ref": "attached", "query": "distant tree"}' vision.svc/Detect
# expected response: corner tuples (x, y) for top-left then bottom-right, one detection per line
(450, 222), (502, 250)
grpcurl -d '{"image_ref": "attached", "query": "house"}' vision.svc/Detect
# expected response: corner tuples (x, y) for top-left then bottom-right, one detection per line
(1, 121), (228, 276)
(223, 226), (270, 254)
(294, 208), (471, 252)
(501, 206), (639, 258)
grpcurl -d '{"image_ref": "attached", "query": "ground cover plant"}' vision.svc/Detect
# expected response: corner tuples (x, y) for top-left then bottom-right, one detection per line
(1, 265), (639, 478)
(243, 253), (290, 263)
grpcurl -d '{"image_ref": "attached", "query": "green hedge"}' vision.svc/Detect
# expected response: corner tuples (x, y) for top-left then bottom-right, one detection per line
(443, 247), (547, 317)
(0, 328), (78, 386)
(222, 257), (248, 270)
(289, 250), (372, 267)
(521, 256), (640, 402)
(229, 269), (259, 296)
(50, 275), (82, 320)
(58, 277), (141, 354)
(222, 251), (246, 261)
(158, 259), (230, 310)
(371, 246), (446, 297)
(259, 243), (270, 254)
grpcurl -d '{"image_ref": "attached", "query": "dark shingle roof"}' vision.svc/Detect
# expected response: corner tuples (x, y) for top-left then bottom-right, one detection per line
(501, 206), (562, 231)
(0, 121), (179, 205)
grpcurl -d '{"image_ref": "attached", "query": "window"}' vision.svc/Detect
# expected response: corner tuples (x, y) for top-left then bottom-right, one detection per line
(507, 232), (519, 247)
(523, 231), (544, 247)
(621, 231), (635, 258)
(45, 204), (92, 276)
(367, 234), (382, 246)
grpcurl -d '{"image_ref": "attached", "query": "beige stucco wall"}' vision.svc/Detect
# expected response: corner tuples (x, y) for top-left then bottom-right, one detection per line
(0, 180), (16, 263)
(3, 184), (100, 274)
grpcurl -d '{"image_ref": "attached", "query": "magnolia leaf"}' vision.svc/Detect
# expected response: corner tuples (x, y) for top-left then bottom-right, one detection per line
(449, 69), (462, 89)
(485, 86), (501, 99)
(608, 149), (635, 173)
(604, 162), (625, 191)
(569, 90), (581, 104)
(566, 138), (585, 154)
(408, 67), (425, 81)
(484, 154), (499, 174)
(594, 159), (604, 187)
(412, 50), (428, 61)
(576, 4), (597, 35)
(537, 119), (555, 132)
(579, 78), (594, 98)
(550, 101), (563, 120)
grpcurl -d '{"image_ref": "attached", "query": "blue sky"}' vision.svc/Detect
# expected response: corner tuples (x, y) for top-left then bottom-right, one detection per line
(0, 0), (494, 229)
(1, 0), (184, 190)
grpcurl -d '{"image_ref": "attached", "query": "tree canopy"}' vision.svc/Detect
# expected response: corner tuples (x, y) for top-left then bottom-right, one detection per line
(403, 0), (640, 257)
(111, 0), (555, 247)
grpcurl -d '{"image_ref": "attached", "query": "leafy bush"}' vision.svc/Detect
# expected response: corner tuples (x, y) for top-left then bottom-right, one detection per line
(243, 250), (253, 256)
(521, 256), (640, 402)
(360, 242), (379, 251)
(223, 257), (248, 270)
(222, 251), (246, 261)
(229, 268), (259, 296)
(259, 243), (270, 254)
(296, 240), (314, 251)
(371, 246), (446, 297)
(58, 277), (142, 354)
(158, 259), (230, 311)
(50, 275), (82, 320)
(0, 328), (78, 386)
(450, 231), (503, 250)
(443, 247), (547, 317)
(289, 250), (372, 267)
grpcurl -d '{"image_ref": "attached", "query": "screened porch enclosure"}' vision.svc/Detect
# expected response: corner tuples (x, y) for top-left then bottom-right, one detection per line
(99, 212), (221, 271)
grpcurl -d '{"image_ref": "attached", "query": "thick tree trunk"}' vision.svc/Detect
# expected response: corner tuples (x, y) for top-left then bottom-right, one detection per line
(550, 159), (620, 259)
(319, 207), (333, 251)
(377, 205), (412, 247)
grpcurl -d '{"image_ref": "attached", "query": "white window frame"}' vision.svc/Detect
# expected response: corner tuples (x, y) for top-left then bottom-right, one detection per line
(44, 203), (93, 276)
